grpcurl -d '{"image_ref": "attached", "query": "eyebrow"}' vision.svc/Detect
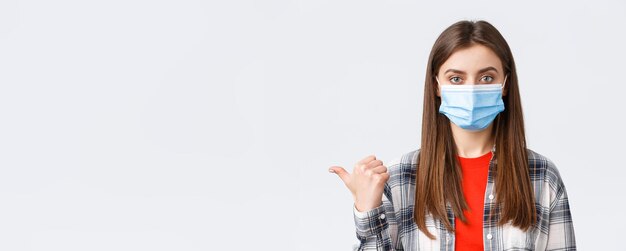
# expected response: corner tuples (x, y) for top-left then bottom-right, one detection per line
(444, 66), (499, 75)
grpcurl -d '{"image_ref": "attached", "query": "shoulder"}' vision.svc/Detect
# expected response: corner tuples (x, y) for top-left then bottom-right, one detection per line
(525, 148), (566, 188)
(383, 149), (420, 189)
(525, 148), (570, 208)
(381, 149), (420, 206)
(385, 149), (420, 175)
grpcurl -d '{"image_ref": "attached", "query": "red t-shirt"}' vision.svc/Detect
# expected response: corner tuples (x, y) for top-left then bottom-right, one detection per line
(454, 151), (492, 251)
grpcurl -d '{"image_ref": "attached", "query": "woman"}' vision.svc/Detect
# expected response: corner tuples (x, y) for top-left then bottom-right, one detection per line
(329, 20), (576, 250)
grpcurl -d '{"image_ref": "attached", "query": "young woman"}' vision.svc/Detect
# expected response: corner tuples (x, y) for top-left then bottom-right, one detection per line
(329, 20), (576, 250)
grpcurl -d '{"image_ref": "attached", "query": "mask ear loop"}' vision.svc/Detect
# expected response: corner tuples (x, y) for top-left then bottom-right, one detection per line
(435, 76), (442, 96)
(502, 74), (508, 90)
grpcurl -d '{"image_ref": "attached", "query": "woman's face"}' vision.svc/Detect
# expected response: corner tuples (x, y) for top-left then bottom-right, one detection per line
(436, 44), (507, 96)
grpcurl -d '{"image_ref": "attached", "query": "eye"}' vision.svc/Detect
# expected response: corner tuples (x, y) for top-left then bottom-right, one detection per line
(449, 76), (462, 84)
(480, 75), (494, 83)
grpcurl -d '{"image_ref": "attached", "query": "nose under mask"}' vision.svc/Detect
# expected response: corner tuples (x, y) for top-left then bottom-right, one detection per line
(436, 76), (507, 131)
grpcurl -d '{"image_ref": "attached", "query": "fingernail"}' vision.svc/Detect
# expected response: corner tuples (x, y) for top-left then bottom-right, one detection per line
(328, 169), (335, 173)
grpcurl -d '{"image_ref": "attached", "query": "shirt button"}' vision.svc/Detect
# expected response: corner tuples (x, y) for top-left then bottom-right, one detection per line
(487, 233), (493, 240)
(379, 214), (386, 220)
(488, 194), (494, 200)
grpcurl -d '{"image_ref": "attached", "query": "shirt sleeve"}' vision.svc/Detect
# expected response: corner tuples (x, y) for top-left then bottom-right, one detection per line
(352, 187), (402, 251)
(545, 182), (577, 250)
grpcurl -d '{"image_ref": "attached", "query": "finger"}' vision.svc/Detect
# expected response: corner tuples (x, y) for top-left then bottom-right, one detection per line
(328, 166), (350, 184)
(370, 165), (388, 174)
(357, 155), (376, 165)
(366, 159), (383, 169)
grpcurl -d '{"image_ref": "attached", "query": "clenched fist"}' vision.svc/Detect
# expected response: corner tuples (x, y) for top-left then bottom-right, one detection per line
(329, 155), (389, 212)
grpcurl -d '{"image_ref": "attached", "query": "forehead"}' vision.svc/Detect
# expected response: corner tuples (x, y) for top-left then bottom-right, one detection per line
(439, 44), (503, 74)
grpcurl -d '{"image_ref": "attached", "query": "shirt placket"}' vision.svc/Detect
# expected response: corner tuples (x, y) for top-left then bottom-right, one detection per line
(483, 144), (498, 251)
(441, 144), (499, 251)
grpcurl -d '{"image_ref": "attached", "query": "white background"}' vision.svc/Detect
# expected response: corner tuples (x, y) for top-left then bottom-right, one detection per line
(1, 0), (624, 250)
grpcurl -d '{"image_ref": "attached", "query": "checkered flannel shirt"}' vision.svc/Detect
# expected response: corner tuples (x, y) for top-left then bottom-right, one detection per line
(352, 147), (576, 250)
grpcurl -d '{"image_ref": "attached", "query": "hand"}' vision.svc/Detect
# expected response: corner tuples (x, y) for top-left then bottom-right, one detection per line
(329, 155), (389, 212)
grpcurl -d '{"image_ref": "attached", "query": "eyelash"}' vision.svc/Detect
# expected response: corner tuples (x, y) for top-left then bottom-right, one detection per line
(449, 76), (462, 83)
(448, 75), (494, 84)
(481, 75), (493, 82)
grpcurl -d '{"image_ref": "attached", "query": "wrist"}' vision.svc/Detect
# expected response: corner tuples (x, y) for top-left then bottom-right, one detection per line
(355, 200), (382, 212)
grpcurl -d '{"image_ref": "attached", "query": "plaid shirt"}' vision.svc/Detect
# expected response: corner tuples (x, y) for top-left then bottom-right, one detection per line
(352, 146), (576, 250)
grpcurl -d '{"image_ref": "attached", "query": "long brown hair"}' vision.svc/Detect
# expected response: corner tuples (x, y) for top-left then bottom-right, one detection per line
(415, 20), (536, 239)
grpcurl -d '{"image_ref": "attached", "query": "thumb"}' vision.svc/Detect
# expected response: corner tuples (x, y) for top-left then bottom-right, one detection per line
(328, 166), (350, 184)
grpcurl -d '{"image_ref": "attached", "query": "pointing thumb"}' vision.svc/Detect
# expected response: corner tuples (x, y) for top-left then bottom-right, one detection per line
(328, 166), (349, 184)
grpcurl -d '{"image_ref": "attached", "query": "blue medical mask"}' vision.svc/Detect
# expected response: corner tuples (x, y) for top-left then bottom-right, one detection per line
(436, 75), (507, 131)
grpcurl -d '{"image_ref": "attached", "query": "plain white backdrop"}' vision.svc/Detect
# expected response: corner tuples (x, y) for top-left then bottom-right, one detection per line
(0, 0), (624, 250)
